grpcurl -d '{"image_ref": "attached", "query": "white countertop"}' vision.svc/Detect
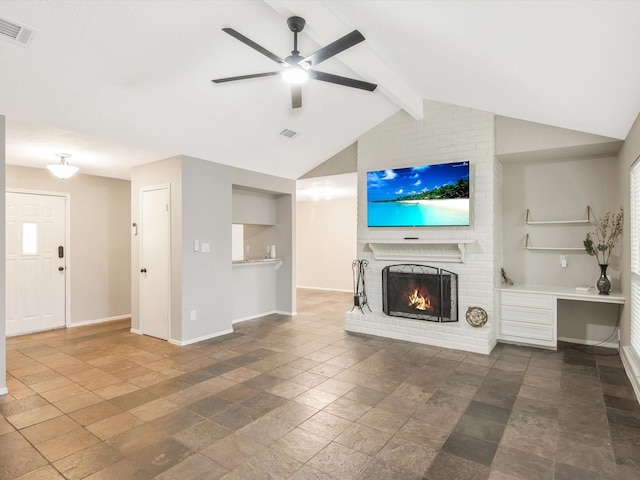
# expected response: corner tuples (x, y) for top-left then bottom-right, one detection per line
(232, 258), (282, 266)
(498, 284), (625, 304)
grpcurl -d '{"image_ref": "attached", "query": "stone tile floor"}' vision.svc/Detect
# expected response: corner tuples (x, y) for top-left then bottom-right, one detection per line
(1, 289), (639, 479)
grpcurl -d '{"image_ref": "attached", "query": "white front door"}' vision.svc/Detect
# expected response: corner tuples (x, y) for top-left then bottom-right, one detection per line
(140, 186), (171, 340)
(6, 192), (67, 336)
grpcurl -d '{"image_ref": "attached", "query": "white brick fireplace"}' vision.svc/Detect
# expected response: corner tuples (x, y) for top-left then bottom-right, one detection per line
(345, 100), (502, 355)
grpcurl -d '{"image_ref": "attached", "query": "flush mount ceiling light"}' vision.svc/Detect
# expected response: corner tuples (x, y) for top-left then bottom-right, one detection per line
(47, 153), (78, 179)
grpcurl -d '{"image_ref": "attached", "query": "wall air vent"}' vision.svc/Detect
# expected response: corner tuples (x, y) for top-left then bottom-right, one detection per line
(279, 129), (297, 139)
(0, 16), (36, 46)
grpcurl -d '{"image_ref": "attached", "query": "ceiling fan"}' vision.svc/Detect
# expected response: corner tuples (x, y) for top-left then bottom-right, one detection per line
(212, 16), (377, 109)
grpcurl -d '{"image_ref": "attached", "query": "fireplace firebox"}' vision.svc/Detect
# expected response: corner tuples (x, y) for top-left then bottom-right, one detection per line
(382, 264), (458, 322)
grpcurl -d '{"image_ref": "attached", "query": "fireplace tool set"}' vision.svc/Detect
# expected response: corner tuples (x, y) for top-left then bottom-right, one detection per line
(352, 259), (371, 313)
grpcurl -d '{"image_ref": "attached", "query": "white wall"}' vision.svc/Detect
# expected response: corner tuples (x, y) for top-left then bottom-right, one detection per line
(1, 115), (6, 395)
(347, 99), (498, 354)
(6, 165), (131, 325)
(296, 197), (356, 292)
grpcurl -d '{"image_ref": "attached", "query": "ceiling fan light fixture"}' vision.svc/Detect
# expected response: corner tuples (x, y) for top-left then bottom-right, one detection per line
(281, 66), (308, 84)
(47, 153), (78, 179)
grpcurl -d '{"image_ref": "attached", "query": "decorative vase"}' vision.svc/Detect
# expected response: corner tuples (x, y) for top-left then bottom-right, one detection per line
(596, 264), (611, 295)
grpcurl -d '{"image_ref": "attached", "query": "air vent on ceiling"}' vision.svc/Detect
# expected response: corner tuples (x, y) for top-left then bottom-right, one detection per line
(280, 129), (297, 139)
(0, 16), (36, 46)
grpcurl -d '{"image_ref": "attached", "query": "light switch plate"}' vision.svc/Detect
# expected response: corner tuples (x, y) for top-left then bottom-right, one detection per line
(202, 243), (210, 253)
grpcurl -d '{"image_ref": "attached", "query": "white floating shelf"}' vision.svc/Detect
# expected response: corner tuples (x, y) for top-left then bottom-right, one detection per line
(366, 239), (476, 263)
(524, 234), (586, 251)
(525, 206), (593, 225)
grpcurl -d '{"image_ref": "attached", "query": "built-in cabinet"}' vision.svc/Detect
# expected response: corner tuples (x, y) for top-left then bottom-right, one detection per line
(498, 289), (556, 348)
(497, 285), (624, 349)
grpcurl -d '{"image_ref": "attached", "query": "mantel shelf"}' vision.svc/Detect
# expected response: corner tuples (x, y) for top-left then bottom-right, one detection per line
(366, 239), (476, 263)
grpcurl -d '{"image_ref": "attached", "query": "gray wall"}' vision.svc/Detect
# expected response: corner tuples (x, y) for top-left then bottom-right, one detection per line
(1, 115), (5, 394)
(232, 187), (276, 225)
(618, 113), (640, 349)
(131, 155), (295, 344)
(275, 193), (295, 314)
(6, 165), (131, 325)
(300, 143), (357, 179)
(496, 116), (623, 161)
(244, 225), (277, 261)
(181, 157), (233, 341)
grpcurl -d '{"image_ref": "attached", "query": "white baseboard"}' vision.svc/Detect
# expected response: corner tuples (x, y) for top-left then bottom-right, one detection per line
(621, 345), (640, 403)
(0, 387), (8, 396)
(169, 328), (234, 346)
(557, 336), (619, 350)
(130, 328), (141, 335)
(297, 285), (352, 293)
(233, 310), (297, 324)
(68, 314), (131, 328)
(233, 311), (277, 324)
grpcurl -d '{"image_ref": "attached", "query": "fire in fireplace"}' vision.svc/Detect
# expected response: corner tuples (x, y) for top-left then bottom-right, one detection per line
(382, 264), (458, 322)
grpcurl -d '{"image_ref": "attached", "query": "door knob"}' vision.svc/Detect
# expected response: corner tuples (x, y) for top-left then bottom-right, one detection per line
(58, 266), (64, 271)
(140, 268), (147, 273)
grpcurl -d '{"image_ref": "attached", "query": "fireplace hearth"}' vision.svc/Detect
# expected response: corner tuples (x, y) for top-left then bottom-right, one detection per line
(382, 264), (458, 322)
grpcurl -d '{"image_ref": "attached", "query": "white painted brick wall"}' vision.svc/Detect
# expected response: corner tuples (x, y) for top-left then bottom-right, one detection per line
(348, 100), (498, 354)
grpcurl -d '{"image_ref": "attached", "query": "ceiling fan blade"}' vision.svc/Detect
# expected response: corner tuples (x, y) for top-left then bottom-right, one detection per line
(222, 28), (288, 67)
(291, 85), (302, 109)
(299, 30), (365, 69)
(212, 71), (280, 83)
(311, 71), (377, 91)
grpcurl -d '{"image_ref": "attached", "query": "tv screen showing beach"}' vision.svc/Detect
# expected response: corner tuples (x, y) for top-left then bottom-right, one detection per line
(367, 161), (470, 227)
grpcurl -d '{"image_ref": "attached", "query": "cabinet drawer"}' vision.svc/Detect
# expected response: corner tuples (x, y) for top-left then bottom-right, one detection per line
(500, 305), (554, 325)
(500, 321), (554, 342)
(501, 291), (553, 309)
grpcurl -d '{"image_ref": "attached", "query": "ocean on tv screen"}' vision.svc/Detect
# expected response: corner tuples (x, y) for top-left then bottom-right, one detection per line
(366, 161), (470, 227)
(367, 198), (470, 227)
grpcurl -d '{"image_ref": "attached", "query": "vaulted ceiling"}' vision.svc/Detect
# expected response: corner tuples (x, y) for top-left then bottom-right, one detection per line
(2, 1), (639, 180)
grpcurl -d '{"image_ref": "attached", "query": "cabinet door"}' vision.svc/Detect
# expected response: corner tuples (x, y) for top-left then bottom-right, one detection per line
(498, 291), (556, 348)
(500, 305), (554, 325)
(501, 291), (553, 309)
(500, 322), (555, 342)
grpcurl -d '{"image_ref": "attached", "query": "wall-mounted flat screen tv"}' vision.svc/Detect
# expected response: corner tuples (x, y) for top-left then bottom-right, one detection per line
(367, 161), (470, 227)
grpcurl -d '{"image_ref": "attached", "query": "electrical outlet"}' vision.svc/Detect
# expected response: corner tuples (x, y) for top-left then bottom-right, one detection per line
(560, 255), (568, 268)
(190, 310), (197, 321)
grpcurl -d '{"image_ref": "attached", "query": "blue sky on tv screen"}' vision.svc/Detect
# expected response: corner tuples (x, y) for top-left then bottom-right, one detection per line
(366, 161), (469, 202)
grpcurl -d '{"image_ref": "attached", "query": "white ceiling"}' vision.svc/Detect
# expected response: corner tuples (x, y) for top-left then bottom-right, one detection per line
(1, 1), (639, 181)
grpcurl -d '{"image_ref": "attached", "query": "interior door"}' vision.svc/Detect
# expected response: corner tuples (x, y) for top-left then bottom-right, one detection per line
(6, 192), (67, 336)
(140, 185), (171, 340)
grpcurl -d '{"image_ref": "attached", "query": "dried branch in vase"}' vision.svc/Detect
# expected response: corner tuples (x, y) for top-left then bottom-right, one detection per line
(584, 207), (624, 265)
